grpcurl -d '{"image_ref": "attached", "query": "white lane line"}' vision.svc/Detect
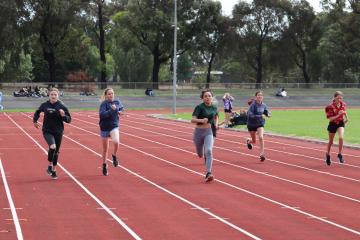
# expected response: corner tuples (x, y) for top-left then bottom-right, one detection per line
(74, 116), (360, 237)
(0, 159), (24, 240)
(62, 123), (261, 240)
(124, 117), (360, 168)
(119, 121), (360, 183)
(100, 120), (360, 202)
(126, 113), (360, 161)
(7, 113), (142, 240)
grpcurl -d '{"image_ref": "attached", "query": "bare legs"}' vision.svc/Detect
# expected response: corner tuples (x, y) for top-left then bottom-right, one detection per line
(326, 127), (345, 164)
(247, 127), (265, 160)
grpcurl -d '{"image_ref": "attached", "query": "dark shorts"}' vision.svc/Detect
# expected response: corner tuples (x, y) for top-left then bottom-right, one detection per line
(247, 125), (264, 132)
(224, 109), (232, 113)
(327, 121), (345, 133)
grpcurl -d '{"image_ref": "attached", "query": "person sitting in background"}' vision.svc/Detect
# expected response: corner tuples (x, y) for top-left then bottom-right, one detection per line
(276, 88), (287, 97)
(145, 88), (154, 96)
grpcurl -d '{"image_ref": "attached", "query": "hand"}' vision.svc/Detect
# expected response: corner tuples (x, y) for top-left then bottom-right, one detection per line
(34, 122), (40, 129)
(344, 119), (349, 124)
(118, 111), (125, 116)
(111, 104), (116, 110)
(338, 110), (344, 115)
(202, 118), (208, 124)
(59, 109), (65, 117)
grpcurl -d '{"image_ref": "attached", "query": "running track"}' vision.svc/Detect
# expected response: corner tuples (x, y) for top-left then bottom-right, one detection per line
(0, 110), (359, 240)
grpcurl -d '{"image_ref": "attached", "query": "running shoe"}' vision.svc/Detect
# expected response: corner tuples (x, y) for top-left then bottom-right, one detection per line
(51, 171), (57, 180)
(260, 155), (266, 162)
(46, 165), (53, 176)
(102, 163), (108, 176)
(337, 153), (344, 163)
(205, 172), (214, 182)
(325, 154), (331, 166)
(112, 154), (119, 167)
(246, 139), (253, 150)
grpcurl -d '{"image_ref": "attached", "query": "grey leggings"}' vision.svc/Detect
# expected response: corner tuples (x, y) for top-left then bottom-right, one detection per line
(193, 128), (214, 173)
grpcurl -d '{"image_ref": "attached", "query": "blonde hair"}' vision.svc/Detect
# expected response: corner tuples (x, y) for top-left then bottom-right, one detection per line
(334, 91), (343, 98)
(100, 87), (114, 101)
(48, 88), (60, 97)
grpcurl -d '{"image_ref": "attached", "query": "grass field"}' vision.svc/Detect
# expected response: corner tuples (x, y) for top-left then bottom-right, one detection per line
(168, 109), (360, 145)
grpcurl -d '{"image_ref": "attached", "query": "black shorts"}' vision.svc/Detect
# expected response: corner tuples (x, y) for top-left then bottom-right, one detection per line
(247, 125), (264, 132)
(224, 109), (232, 113)
(327, 121), (345, 133)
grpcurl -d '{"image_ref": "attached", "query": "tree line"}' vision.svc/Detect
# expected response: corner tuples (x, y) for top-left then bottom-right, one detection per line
(0, 0), (359, 89)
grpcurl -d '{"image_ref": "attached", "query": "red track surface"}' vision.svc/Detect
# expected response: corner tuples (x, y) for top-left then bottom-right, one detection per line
(0, 110), (359, 240)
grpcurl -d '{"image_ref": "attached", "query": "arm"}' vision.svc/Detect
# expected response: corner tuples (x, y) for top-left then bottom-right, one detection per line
(191, 105), (208, 124)
(99, 102), (115, 119)
(191, 116), (208, 124)
(326, 110), (344, 122)
(247, 104), (262, 119)
(214, 113), (219, 129)
(263, 105), (271, 118)
(60, 105), (71, 123)
(33, 103), (44, 128)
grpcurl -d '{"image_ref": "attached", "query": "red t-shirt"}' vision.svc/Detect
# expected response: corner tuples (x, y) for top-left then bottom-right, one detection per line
(325, 100), (346, 124)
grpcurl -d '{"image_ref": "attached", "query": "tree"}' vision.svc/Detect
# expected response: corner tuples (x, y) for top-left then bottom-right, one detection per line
(28, 0), (85, 82)
(318, 0), (360, 84)
(233, 0), (288, 88)
(111, 11), (152, 87)
(0, 0), (32, 82)
(119, 0), (201, 89)
(282, 0), (318, 87)
(191, 1), (229, 88)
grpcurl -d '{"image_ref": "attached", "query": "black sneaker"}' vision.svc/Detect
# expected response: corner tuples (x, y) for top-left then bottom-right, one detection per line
(325, 154), (331, 166)
(260, 155), (266, 162)
(337, 153), (344, 163)
(51, 171), (57, 180)
(102, 163), (108, 176)
(205, 172), (214, 182)
(46, 166), (53, 175)
(246, 139), (253, 150)
(112, 154), (119, 167)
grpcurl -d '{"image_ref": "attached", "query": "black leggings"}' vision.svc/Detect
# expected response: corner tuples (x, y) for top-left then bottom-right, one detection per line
(43, 132), (63, 166)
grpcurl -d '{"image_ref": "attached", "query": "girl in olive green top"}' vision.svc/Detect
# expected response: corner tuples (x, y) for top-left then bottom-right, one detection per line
(191, 89), (219, 182)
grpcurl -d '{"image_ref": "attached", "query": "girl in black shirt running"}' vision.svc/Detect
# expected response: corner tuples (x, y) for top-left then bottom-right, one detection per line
(33, 88), (71, 179)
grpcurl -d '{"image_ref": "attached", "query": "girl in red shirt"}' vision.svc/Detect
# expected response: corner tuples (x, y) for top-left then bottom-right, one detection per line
(325, 91), (349, 165)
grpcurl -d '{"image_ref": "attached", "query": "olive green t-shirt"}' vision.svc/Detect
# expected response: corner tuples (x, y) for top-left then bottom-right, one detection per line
(192, 103), (218, 125)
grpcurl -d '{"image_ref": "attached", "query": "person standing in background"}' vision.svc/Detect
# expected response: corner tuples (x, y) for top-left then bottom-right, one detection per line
(222, 92), (234, 127)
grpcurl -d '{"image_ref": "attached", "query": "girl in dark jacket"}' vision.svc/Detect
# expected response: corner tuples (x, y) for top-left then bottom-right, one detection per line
(33, 88), (71, 179)
(246, 91), (270, 161)
(99, 88), (124, 176)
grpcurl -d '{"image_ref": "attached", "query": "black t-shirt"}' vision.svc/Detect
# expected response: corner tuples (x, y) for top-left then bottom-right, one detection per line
(33, 100), (71, 134)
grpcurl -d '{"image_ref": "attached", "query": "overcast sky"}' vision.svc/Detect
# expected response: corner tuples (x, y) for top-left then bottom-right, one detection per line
(219, 0), (322, 16)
